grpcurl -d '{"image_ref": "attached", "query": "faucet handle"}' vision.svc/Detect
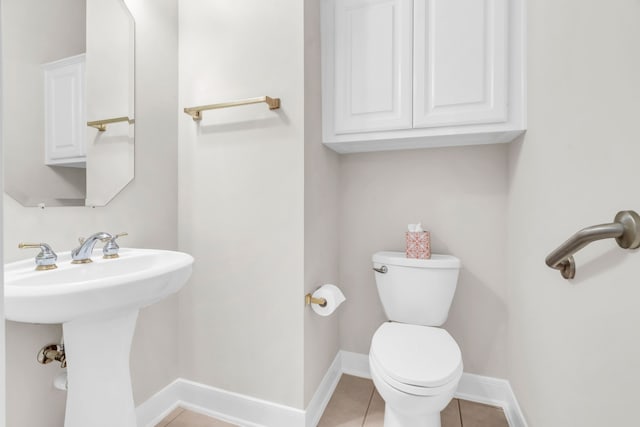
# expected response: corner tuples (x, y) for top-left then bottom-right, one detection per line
(18, 243), (58, 271)
(103, 232), (128, 259)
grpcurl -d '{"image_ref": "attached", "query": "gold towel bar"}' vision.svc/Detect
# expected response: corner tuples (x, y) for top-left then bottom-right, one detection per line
(184, 96), (280, 121)
(87, 116), (135, 132)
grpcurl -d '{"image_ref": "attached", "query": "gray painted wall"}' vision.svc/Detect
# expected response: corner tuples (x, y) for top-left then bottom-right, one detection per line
(303, 0), (341, 408)
(177, 0), (306, 409)
(13, 1), (638, 425)
(507, 1), (640, 425)
(338, 145), (509, 379)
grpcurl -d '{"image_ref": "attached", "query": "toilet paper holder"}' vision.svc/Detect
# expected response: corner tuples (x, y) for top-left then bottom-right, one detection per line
(304, 293), (327, 307)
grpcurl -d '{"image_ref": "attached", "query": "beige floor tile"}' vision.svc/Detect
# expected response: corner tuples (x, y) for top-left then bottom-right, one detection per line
(441, 399), (462, 427)
(318, 374), (375, 427)
(362, 388), (384, 426)
(166, 409), (237, 427)
(155, 407), (185, 427)
(459, 400), (509, 427)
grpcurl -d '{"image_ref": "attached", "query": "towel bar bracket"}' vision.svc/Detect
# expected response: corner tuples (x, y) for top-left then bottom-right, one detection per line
(556, 256), (576, 280)
(613, 210), (640, 249)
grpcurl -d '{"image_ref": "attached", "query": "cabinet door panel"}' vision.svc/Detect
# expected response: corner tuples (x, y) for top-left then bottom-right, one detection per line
(414, 0), (508, 128)
(44, 56), (86, 163)
(334, 0), (413, 134)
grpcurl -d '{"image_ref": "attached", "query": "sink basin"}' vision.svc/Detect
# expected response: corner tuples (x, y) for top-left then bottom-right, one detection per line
(5, 248), (193, 323)
(5, 247), (193, 427)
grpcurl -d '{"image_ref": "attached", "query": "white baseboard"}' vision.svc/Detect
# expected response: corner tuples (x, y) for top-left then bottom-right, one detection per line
(136, 379), (182, 427)
(137, 350), (527, 427)
(339, 350), (528, 427)
(340, 350), (371, 379)
(456, 373), (528, 427)
(136, 378), (304, 427)
(137, 355), (342, 427)
(304, 352), (343, 427)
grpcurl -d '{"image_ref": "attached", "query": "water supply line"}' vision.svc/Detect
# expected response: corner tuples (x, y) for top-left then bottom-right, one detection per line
(37, 336), (66, 368)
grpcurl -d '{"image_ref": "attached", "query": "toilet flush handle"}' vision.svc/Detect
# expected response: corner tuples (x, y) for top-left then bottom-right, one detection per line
(373, 266), (388, 274)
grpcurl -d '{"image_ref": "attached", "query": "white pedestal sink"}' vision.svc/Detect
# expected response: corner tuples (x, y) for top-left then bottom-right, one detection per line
(5, 248), (194, 427)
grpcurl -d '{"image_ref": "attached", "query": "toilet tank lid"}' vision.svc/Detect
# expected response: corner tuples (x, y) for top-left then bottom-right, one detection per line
(372, 252), (460, 269)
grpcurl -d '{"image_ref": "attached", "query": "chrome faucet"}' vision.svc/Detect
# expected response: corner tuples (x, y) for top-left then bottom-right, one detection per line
(71, 232), (112, 264)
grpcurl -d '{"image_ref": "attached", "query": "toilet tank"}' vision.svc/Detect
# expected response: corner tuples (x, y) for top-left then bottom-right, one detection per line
(372, 251), (461, 326)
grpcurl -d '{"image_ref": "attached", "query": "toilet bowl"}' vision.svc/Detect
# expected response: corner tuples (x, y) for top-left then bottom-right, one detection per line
(369, 322), (463, 427)
(370, 252), (462, 427)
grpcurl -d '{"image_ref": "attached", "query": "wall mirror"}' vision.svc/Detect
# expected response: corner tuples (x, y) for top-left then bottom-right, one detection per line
(1, 0), (135, 207)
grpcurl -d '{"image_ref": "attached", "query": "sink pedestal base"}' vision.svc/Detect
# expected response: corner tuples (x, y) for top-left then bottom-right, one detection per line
(63, 309), (139, 427)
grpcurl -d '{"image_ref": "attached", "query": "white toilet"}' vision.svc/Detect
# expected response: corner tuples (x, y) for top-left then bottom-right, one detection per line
(370, 251), (462, 427)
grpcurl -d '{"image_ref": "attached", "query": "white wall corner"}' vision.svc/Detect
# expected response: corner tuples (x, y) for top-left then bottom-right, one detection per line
(135, 379), (183, 427)
(304, 352), (343, 427)
(137, 352), (343, 427)
(340, 350), (372, 379)
(136, 378), (305, 427)
(455, 373), (528, 427)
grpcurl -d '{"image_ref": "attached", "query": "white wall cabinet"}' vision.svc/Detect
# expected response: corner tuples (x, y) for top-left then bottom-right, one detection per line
(321, 0), (525, 153)
(333, 0), (413, 134)
(43, 54), (86, 167)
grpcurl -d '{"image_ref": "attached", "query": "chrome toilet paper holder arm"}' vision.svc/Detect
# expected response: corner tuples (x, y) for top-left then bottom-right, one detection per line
(305, 293), (327, 307)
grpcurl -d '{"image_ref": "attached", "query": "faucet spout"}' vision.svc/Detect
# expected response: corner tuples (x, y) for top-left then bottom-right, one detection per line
(71, 232), (112, 264)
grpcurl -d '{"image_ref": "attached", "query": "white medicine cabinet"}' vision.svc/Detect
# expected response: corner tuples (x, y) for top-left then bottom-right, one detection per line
(321, 0), (526, 153)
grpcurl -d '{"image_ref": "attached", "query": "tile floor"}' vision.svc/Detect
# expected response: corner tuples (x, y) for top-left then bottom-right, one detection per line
(317, 375), (509, 427)
(155, 407), (235, 427)
(155, 375), (509, 427)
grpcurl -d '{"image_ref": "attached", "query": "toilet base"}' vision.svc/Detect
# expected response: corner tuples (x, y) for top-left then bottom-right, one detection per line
(384, 405), (441, 427)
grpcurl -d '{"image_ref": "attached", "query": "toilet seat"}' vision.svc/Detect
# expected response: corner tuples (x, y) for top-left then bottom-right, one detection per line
(370, 322), (463, 396)
(370, 354), (460, 396)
